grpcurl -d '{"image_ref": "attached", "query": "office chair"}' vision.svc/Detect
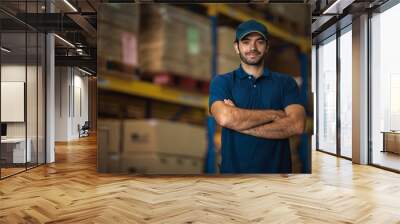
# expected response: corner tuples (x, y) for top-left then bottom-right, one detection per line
(79, 121), (90, 138)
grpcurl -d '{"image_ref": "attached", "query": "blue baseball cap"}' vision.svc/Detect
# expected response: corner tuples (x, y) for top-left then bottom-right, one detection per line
(235, 19), (269, 41)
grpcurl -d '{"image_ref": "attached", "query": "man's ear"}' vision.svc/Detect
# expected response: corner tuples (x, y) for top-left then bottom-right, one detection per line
(233, 42), (240, 55)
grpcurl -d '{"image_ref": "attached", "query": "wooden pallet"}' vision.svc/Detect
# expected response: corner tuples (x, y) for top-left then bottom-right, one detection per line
(98, 58), (139, 80)
(140, 71), (210, 94)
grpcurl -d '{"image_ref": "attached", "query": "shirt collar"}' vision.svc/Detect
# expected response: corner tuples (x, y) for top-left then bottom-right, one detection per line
(236, 64), (270, 80)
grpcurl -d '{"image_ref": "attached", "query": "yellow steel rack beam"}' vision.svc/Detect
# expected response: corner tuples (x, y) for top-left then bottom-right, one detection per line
(98, 74), (209, 109)
(204, 3), (310, 52)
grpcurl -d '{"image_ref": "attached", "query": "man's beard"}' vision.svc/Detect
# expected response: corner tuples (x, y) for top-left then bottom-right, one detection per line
(238, 49), (265, 66)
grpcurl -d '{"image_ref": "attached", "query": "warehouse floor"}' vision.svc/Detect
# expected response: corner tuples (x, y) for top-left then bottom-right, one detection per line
(0, 136), (400, 223)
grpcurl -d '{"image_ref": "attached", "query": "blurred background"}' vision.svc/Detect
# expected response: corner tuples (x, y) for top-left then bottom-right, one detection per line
(97, 3), (312, 174)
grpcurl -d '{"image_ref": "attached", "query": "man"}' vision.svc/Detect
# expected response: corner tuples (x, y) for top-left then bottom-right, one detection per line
(209, 20), (305, 173)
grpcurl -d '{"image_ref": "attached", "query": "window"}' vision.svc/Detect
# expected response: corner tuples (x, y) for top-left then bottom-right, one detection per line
(339, 27), (352, 158)
(317, 35), (337, 154)
(370, 2), (400, 171)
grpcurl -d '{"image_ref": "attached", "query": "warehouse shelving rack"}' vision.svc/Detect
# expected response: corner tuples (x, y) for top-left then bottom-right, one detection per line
(98, 74), (208, 109)
(98, 3), (311, 173)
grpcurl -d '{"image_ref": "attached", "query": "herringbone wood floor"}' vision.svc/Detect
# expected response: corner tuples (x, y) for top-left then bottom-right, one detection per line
(1, 135), (400, 223)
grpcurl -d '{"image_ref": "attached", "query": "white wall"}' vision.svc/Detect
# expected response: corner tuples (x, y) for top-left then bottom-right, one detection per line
(55, 67), (69, 141)
(1, 65), (26, 81)
(55, 67), (89, 141)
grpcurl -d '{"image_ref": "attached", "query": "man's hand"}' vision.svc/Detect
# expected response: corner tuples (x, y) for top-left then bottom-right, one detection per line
(223, 99), (235, 107)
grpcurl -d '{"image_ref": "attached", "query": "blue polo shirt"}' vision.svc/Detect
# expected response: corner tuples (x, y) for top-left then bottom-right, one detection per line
(209, 65), (301, 173)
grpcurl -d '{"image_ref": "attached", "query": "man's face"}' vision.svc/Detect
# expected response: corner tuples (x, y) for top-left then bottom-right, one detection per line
(234, 32), (268, 66)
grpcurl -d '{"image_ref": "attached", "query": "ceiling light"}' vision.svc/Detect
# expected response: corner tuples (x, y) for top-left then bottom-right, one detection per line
(63, 0), (78, 12)
(322, 0), (355, 15)
(323, 0), (341, 14)
(78, 67), (93, 76)
(54, 34), (75, 48)
(1, 47), (11, 53)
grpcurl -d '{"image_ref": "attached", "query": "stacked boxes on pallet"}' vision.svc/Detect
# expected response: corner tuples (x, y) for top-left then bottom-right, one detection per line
(139, 5), (212, 81)
(97, 119), (123, 173)
(217, 26), (240, 75)
(97, 4), (140, 78)
(122, 119), (206, 174)
(97, 119), (207, 174)
(268, 47), (300, 77)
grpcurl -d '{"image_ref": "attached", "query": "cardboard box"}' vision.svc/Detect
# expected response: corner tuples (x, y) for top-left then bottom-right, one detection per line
(97, 119), (123, 173)
(268, 47), (300, 77)
(217, 27), (241, 75)
(121, 152), (204, 174)
(98, 4), (140, 33)
(98, 4), (140, 78)
(218, 26), (237, 58)
(218, 55), (239, 75)
(98, 119), (122, 154)
(123, 119), (206, 158)
(139, 5), (211, 81)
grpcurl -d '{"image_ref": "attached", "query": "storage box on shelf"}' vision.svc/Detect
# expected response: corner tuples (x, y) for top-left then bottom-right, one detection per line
(97, 119), (123, 173)
(121, 119), (206, 174)
(268, 46), (300, 77)
(139, 5), (212, 82)
(122, 119), (206, 158)
(218, 55), (239, 75)
(217, 26), (240, 75)
(217, 26), (237, 58)
(98, 4), (140, 79)
(121, 153), (204, 174)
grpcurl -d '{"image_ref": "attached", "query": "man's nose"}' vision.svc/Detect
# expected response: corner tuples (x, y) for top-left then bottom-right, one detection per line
(250, 41), (257, 50)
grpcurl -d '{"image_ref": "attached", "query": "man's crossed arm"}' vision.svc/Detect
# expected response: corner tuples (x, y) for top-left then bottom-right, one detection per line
(210, 99), (305, 139)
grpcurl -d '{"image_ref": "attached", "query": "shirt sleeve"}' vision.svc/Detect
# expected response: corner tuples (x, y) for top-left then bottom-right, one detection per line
(209, 75), (231, 113)
(282, 75), (301, 108)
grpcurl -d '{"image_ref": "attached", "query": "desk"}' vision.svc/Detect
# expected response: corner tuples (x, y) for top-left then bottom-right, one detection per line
(381, 131), (400, 154)
(1, 138), (31, 163)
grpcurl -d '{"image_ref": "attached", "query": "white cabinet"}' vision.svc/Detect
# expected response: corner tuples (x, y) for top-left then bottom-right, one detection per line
(1, 138), (32, 163)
